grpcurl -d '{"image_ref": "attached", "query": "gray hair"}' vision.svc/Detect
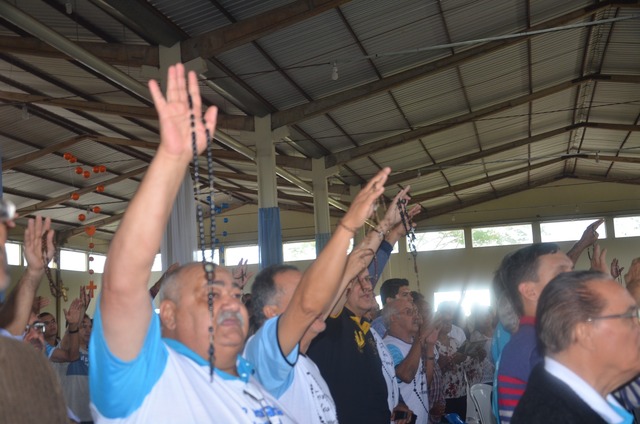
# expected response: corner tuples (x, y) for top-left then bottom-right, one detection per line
(537, 270), (609, 355)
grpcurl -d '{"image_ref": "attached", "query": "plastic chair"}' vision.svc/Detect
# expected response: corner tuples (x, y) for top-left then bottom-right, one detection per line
(470, 383), (496, 424)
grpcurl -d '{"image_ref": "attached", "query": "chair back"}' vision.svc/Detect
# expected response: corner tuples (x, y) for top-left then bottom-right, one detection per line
(470, 383), (496, 424)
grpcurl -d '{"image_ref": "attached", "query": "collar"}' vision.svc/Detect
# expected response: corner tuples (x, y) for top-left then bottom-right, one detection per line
(545, 357), (631, 424)
(350, 315), (371, 334)
(163, 338), (254, 383)
(520, 316), (535, 326)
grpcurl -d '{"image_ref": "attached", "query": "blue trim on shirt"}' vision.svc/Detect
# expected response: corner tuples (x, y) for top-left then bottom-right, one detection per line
(89, 297), (168, 419)
(244, 316), (298, 398)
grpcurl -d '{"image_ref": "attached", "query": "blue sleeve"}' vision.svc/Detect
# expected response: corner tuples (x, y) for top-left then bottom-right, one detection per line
(385, 343), (405, 367)
(369, 240), (393, 290)
(243, 316), (298, 399)
(45, 343), (55, 358)
(89, 298), (168, 419)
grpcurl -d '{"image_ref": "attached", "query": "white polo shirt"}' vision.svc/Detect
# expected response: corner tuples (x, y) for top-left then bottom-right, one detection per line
(244, 316), (338, 424)
(90, 304), (294, 423)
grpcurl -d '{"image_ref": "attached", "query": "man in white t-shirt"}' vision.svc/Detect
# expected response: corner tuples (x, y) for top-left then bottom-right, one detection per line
(90, 64), (293, 424)
(384, 299), (437, 424)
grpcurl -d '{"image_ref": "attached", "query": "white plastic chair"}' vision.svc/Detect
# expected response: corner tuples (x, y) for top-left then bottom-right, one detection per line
(470, 383), (496, 424)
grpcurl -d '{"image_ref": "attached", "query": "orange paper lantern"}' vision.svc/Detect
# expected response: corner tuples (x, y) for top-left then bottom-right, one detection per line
(69, 157), (77, 163)
(71, 192), (80, 201)
(83, 170), (90, 179)
(96, 185), (105, 193)
(63, 152), (72, 160)
(88, 242), (95, 249)
(93, 166), (100, 173)
(75, 166), (83, 174)
(99, 165), (107, 173)
(92, 206), (101, 214)
(85, 226), (96, 236)
(78, 213), (86, 222)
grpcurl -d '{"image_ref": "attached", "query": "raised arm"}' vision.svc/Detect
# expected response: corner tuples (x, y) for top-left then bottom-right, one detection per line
(0, 216), (54, 335)
(276, 168), (390, 356)
(100, 64), (218, 361)
(329, 188), (419, 317)
(566, 218), (603, 264)
(50, 297), (82, 362)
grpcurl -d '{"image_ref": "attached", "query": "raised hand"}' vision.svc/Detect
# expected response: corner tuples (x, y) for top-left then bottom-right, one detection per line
(625, 258), (640, 286)
(64, 298), (84, 326)
(23, 216), (54, 276)
(232, 258), (254, 289)
(148, 63), (218, 163)
(580, 218), (604, 247)
(610, 258), (624, 280)
(589, 243), (609, 275)
(340, 168), (390, 231)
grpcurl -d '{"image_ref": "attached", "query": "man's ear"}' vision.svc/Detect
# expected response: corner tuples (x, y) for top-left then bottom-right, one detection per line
(574, 321), (595, 350)
(159, 300), (177, 330)
(263, 304), (278, 320)
(518, 281), (539, 303)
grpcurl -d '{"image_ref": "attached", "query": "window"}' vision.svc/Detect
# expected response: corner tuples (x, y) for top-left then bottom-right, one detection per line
(60, 249), (87, 272)
(283, 241), (316, 262)
(194, 249), (220, 264)
(225, 245), (259, 265)
(541, 218), (606, 242)
(414, 229), (465, 251)
(614, 216), (640, 238)
(6, 242), (21, 266)
(472, 224), (533, 247)
(151, 254), (163, 272)
(90, 254), (107, 274)
(434, 289), (491, 316)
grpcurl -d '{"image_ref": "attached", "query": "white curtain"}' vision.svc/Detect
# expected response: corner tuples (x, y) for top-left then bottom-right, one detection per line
(161, 172), (197, 270)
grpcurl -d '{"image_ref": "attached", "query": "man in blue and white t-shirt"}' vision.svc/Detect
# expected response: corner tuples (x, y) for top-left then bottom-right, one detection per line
(90, 64), (293, 424)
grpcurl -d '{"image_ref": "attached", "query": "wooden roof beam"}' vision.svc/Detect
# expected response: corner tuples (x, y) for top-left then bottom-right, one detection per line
(326, 75), (639, 168)
(415, 175), (562, 222)
(0, 90), (254, 131)
(2, 136), (84, 170)
(410, 158), (564, 203)
(0, 35), (159, 67)
(181, 0), (353, 62)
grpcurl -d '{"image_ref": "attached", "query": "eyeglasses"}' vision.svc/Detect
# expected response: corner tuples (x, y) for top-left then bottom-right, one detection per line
(41, 318), (56, 326)
(401, 308), (418, 316)
(25, 322), (46, 334)
(587, 308), (640, 323)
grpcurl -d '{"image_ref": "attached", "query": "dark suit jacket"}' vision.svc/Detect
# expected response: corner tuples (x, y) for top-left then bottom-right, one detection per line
(512, 363), (607, 424)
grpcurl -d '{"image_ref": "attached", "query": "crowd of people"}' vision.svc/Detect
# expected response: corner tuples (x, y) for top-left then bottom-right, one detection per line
(1, 63), (640, 424)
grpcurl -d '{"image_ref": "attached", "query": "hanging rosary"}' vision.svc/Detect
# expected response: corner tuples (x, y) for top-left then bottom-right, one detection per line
(189, 94), (217, 381)
(42, 236), (68, 301)
(398, 198), (420, 292)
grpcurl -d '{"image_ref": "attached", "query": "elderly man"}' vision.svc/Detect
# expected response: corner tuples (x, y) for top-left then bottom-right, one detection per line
(89, 64), (292, 423)
(383, 299), (437, 424)
(512, 270), (640, 423)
